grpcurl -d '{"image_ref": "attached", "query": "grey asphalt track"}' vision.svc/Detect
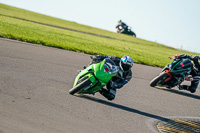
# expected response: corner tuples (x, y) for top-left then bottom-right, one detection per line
(0, 38), (199, 133)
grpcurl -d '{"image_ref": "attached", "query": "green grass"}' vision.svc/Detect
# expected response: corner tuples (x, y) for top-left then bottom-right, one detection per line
(0, 3), (199, 67)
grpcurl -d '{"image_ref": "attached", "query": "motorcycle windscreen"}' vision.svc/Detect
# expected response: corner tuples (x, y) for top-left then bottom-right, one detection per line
(94, 58), (118, 83)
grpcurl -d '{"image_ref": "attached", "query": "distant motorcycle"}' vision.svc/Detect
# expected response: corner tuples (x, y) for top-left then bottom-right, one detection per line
(116, 24), (136, 37)
(150, 56), (200, 89)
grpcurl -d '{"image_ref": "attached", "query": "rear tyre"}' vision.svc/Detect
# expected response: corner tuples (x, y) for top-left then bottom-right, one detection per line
(150, 72), (169, 87)
(69, 78), (91, 95)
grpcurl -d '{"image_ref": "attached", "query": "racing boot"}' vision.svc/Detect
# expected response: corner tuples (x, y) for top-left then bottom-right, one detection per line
(179, 85), (196, 93)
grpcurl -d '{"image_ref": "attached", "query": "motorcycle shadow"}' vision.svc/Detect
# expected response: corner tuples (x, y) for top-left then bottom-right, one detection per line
(76, 94), (170, 122)
(154, 87), (200, 100)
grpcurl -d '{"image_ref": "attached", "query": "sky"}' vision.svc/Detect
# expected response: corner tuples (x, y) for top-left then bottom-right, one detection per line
(0, 0), (200, 53)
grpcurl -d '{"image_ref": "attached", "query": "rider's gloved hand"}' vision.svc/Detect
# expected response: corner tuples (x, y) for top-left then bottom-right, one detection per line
(91, 55), (107, 62)
(174, 54), (188, 59)
(171, 54), (188, 60)
(179, 54), (187, 58)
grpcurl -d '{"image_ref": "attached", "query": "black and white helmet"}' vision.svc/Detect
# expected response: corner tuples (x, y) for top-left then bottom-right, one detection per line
(120, 56), (133, 72)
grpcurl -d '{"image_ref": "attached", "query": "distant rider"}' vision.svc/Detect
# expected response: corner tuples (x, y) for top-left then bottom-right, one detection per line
(116, 20), (136, 37)
(116, 20), (127, 33)
(90, 55), (133, 100)
(175, 54), (200, 93)
(117, 20), (127, 27)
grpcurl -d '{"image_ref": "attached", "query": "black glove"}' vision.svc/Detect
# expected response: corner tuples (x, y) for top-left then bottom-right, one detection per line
(91, 55), (106, 60)
(175, 54), (186, 59)
(91, 55), (107, 63)
(172, 54), (191, 60)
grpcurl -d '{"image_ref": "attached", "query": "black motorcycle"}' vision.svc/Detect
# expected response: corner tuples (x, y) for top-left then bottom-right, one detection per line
(116, 24), (136, 37)
(150, 56), (195, 89)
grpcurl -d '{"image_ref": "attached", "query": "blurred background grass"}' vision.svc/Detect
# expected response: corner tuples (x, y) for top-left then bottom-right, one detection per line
(0, 3), (198, 67)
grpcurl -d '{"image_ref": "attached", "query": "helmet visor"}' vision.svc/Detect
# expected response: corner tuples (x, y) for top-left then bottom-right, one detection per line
(122, 63), (131, 71)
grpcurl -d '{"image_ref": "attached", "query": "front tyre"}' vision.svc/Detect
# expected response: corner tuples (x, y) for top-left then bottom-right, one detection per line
(150, 72), (169, 87)
(69, 78), (91, 95)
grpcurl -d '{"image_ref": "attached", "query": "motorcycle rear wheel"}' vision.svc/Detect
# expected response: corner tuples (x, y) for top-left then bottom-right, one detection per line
(150, 72), (169, 87)
(69, 78), (91, 95)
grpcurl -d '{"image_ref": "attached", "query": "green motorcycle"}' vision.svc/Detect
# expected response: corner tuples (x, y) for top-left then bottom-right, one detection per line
(69, 58), (119, 95)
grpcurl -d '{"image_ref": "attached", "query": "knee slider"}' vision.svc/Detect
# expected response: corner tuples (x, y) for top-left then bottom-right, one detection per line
(107, 93), (115, 101)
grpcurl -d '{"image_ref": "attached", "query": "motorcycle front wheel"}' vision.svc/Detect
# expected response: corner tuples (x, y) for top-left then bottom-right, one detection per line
(150, 72), (169, 87)
(69, 78), (91, 95)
